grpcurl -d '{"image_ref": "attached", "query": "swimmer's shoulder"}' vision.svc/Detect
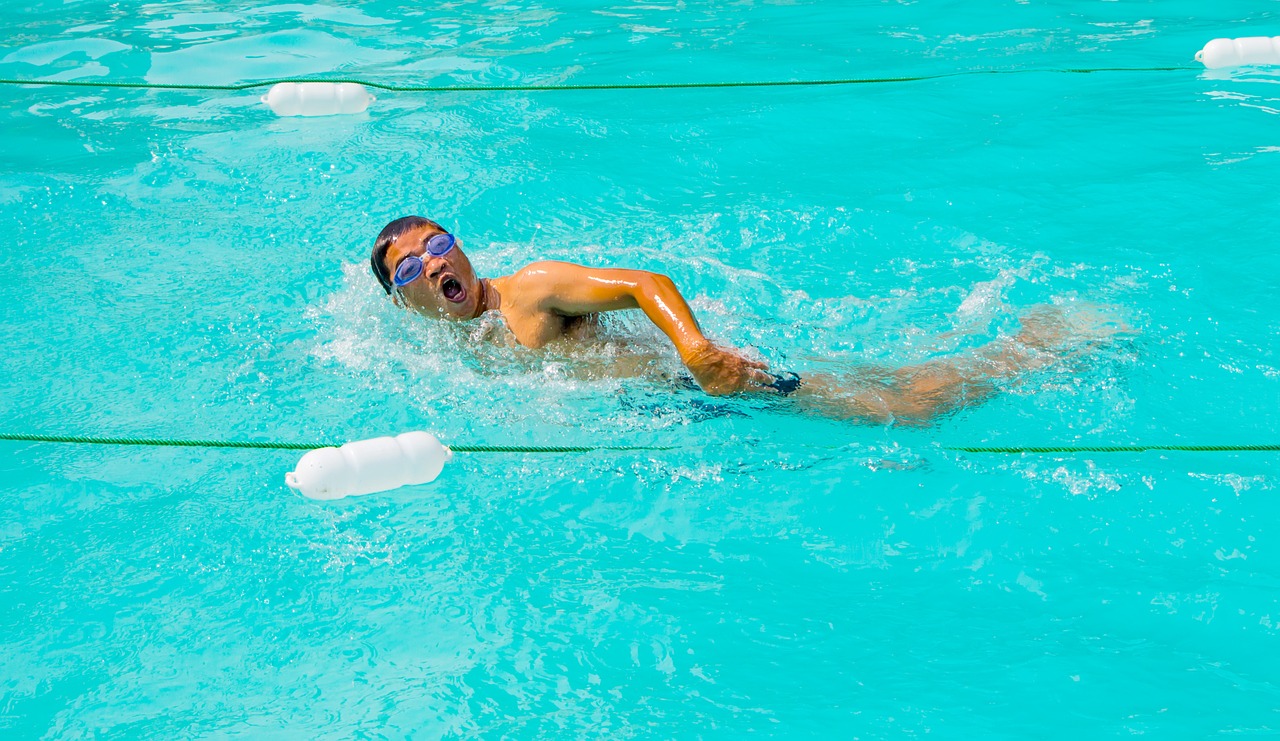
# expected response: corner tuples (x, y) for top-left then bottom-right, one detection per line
(502, 261), (591, 302)
(509, 260), (587, 280)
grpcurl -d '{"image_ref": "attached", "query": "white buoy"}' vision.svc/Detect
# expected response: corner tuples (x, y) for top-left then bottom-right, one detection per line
(261, 82), (374, 117)
(1196, 37), (1280, 69)
(285, 431), (452, 500)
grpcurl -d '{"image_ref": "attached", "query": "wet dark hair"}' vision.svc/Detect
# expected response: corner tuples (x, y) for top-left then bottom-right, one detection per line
(370, 215), (446, 294)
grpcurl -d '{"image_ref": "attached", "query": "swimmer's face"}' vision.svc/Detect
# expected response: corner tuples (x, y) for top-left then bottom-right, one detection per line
(383, 225), (484, 320)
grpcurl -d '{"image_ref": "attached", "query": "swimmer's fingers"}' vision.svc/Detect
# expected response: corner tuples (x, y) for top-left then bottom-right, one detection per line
(736, 354), (772, 391)
(703, 371), (771, 396)
(746, 368), (782, 394)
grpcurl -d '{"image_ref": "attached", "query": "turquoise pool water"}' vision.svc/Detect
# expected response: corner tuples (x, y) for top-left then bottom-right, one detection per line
(3, 0), (1279, 735)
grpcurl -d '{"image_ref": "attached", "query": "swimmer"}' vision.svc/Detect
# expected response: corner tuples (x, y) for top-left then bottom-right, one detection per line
(371, 216), (1121, 425)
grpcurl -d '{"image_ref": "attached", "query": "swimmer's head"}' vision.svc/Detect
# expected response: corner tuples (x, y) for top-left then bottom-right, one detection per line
(371, 216), (486, 320)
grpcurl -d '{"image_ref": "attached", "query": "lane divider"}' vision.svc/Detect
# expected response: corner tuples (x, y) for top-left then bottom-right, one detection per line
(0, 66), (1198, 95)
(0, 432), (670, 454)
(946, 444), (1280, 454)
(1, 432), (1275, 455)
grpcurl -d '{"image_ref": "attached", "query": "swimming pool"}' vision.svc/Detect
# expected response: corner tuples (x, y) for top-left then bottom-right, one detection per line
(2, 0), (1278, 735)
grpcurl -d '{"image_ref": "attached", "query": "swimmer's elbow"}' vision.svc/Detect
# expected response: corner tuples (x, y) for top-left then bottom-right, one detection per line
(638, 271), (678, 295)
(628, 272), (682, 306)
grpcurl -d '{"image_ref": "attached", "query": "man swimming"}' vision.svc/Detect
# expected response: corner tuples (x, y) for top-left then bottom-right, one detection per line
(370, 215), (1099, 425)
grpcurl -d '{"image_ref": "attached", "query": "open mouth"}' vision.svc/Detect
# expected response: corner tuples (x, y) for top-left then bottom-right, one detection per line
(441, 276), (466, 304)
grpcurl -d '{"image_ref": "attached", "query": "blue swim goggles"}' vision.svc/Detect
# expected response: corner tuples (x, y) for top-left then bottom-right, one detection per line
(393, 233), (456, 287)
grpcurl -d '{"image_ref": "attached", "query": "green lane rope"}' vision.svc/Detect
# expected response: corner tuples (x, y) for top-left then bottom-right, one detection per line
(946, 444), (1280, 454)
(1, 432), (1275, 455)
(451, 444), (675, 453)
(0, 66), (1199, 95)
(0, 432), (671, 454)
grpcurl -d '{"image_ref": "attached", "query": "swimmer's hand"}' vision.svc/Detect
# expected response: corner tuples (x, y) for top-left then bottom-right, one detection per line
(681, 341), (777, 396)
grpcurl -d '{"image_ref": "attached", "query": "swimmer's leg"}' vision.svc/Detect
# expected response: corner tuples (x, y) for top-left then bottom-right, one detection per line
(789, 352), (1033, 425)
(790, 305), (1130, 425)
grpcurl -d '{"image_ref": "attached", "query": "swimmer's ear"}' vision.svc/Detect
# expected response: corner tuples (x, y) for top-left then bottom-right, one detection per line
(390, 291), (405, 309)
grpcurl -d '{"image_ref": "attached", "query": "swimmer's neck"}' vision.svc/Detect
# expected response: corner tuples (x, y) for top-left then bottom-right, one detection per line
(477, 277), (502, 316)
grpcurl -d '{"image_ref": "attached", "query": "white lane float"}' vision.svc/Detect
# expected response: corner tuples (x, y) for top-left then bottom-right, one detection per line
(285, 431), (452, 500)
(1196, 37), (1280, 69)
(261, 82), (374, 117)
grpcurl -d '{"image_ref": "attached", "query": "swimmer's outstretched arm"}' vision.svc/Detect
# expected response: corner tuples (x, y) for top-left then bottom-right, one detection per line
(508, 261), (776, 394)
